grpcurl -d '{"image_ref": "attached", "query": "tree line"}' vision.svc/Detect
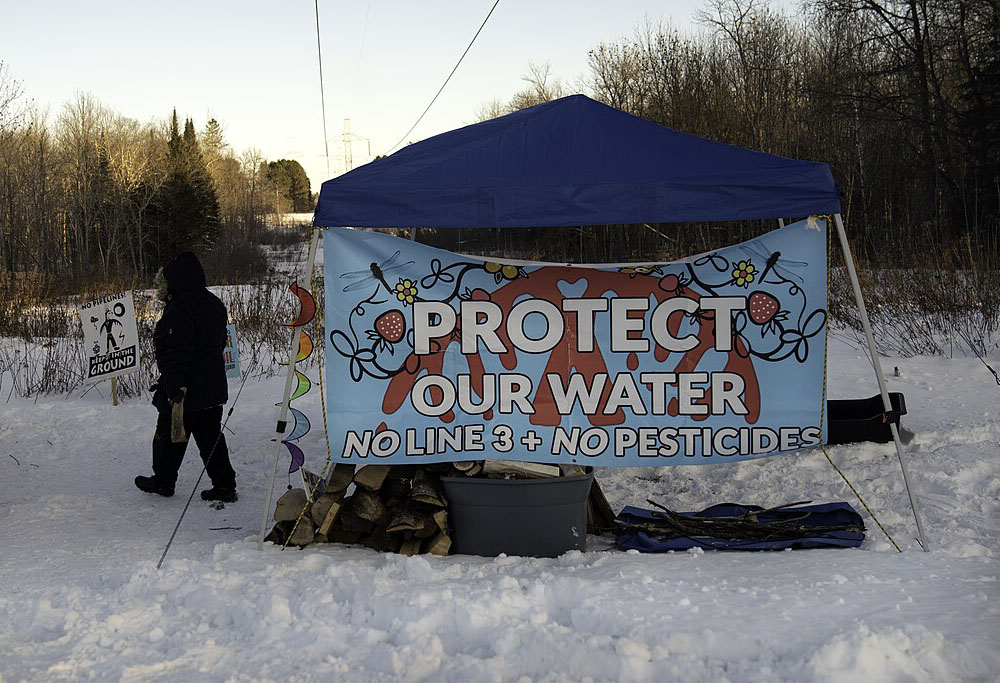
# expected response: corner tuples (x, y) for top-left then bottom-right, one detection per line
(466, 0), (998, 264)
(3, 0), (997, 276)
(0, 66), (313, 287)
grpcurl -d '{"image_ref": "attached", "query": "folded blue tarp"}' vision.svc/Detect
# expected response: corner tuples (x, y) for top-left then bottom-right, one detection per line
(615, 502), (865, 552)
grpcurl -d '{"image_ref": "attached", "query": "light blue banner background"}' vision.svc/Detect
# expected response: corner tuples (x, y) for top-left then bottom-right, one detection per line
(324, 219), (828, 466)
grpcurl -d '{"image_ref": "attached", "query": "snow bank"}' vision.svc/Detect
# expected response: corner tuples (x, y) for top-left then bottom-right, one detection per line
(1, 337), (998, 681)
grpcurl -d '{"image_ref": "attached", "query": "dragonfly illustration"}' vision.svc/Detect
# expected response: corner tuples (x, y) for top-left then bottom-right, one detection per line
(340, 250), (415, 293)
(740, 241), (807, 284)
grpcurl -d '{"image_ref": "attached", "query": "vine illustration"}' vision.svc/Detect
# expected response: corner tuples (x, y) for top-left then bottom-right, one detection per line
(678, 238), (827, 363)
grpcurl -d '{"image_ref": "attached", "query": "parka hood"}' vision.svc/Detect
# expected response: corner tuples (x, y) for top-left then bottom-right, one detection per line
(162, 251), (207, 296)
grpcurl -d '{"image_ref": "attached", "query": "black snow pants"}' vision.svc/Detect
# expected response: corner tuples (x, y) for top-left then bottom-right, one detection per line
(152, 405), (236, 490)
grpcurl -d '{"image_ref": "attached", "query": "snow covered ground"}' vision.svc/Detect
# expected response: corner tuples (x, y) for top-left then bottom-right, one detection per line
(1, 335), (998, 682)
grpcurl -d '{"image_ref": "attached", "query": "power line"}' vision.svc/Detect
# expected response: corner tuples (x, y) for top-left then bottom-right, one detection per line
(347, 0), (373, 118)
(386, 0), (501, 155)
(314, 0), (331, 178)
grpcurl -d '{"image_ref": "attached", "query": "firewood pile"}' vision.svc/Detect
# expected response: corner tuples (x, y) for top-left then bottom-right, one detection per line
(265, 461), (616, 554)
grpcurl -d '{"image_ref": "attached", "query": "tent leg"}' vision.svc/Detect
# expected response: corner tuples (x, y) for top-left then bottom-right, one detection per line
(258, 228), (322, 549)
(832, 213), (930, 551)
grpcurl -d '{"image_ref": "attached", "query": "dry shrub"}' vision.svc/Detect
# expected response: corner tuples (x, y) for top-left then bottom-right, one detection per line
(829, 233), (1000, 358)
(2, 223), (997, 400)
(0, 230), (309, 400)
(256, 224), (312, 248)
(200, 240), (271, 285)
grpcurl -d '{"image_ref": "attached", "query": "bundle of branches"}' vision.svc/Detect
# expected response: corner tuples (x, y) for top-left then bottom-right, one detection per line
(617, 499), (866, 543)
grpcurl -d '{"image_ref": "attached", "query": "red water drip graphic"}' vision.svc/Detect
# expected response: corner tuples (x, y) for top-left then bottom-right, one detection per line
(380, 267), (761, 426)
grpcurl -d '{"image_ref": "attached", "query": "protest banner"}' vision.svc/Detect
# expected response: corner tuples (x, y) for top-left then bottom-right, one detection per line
(324, 218), (828, 466)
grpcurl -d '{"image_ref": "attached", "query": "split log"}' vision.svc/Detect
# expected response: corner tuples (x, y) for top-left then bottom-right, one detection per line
(287, 465), (457, 555)
(560, 464), (587, 477)
(587, 478), (616, 535)
(348, 489), (387, 523)
(413, 516), (438, 539)
(339, 509), (376, 535)
(287, 519), (316, 547)
(387, 502), (426, 534)
(328, 526), (364, 545)
(310, 492), (342, 528)
(363, 523), (399, 553)
(353, 465), (390, 491)
(317, 500), (343, 536)
(432, 510), (449, 535)
(383, 497), (408, 524)
(385, 465), (416, 481)
(273, 488), (310, 522)
(264, 521), (295, 545)
(399, 538), (422, 556)
(326, 464), (356, 492)
(424, 531), (451, 556)
(381, 476), (411, 500)
(411, 469), (446, 508)
(482, 460), (560, 479)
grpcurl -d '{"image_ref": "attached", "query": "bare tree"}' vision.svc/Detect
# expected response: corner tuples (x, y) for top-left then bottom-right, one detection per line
(474, 97), (508, 122)
(0, 62), (27, 272)
(508, 62), (566, 111)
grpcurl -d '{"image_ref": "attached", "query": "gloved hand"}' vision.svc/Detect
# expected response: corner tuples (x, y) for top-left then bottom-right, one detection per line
(170, 386), (188, 444)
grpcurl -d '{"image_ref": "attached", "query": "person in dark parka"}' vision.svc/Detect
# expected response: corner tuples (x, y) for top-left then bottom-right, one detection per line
(134, 251), (238, 502)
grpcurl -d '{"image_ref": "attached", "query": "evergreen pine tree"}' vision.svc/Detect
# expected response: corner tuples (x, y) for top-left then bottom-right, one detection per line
(182, 117), (219, 232)
(150, 110), (221, 264)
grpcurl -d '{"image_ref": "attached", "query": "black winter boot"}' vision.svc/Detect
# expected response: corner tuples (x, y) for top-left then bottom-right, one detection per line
(135, 475), (174, 497)
(201, 487), (238, 503)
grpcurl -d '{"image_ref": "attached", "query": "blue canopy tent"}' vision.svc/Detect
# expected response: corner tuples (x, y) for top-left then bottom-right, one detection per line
(313, 94), (840, 228)
(259, 95), (927, 550)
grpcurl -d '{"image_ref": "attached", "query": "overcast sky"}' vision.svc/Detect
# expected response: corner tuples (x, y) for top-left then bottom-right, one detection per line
(3, 0), (720, 192)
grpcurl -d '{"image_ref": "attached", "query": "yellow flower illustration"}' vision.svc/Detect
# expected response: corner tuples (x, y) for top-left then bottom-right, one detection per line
(732, 260), (755, 288)
(484, 261), (526, 283)
(394, 278), (418, 306)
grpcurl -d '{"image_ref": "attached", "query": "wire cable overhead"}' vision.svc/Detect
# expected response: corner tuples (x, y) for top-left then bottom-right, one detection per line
(315, 0), (331, 178)
(386, 0), (501, 155)
(348, 0), (373, 118)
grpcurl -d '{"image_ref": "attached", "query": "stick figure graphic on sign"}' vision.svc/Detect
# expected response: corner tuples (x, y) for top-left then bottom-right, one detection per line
(99, 306), (124, 354)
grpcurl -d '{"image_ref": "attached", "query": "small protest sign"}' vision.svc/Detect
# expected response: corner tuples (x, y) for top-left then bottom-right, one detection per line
(224, 324), (241, 379)
(300, 467), (327, 500)
(78, 291), (140, 382)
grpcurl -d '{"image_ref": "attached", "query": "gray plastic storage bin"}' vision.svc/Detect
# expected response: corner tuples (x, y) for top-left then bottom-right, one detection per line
(440, 473), (594, 557)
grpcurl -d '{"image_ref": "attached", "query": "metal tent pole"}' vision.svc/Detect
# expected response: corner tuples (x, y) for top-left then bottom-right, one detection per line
(258, 227), (322, 549)
(832, 213), (930, 551)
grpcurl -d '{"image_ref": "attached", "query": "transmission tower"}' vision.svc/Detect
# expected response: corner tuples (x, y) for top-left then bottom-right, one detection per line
(342, 117), (372, 172)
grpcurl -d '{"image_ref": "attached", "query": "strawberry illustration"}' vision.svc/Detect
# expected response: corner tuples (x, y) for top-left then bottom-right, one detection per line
(747, 291), (780, 325)
(659, 274), (679, 292)
(374, 309), (406, 343)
